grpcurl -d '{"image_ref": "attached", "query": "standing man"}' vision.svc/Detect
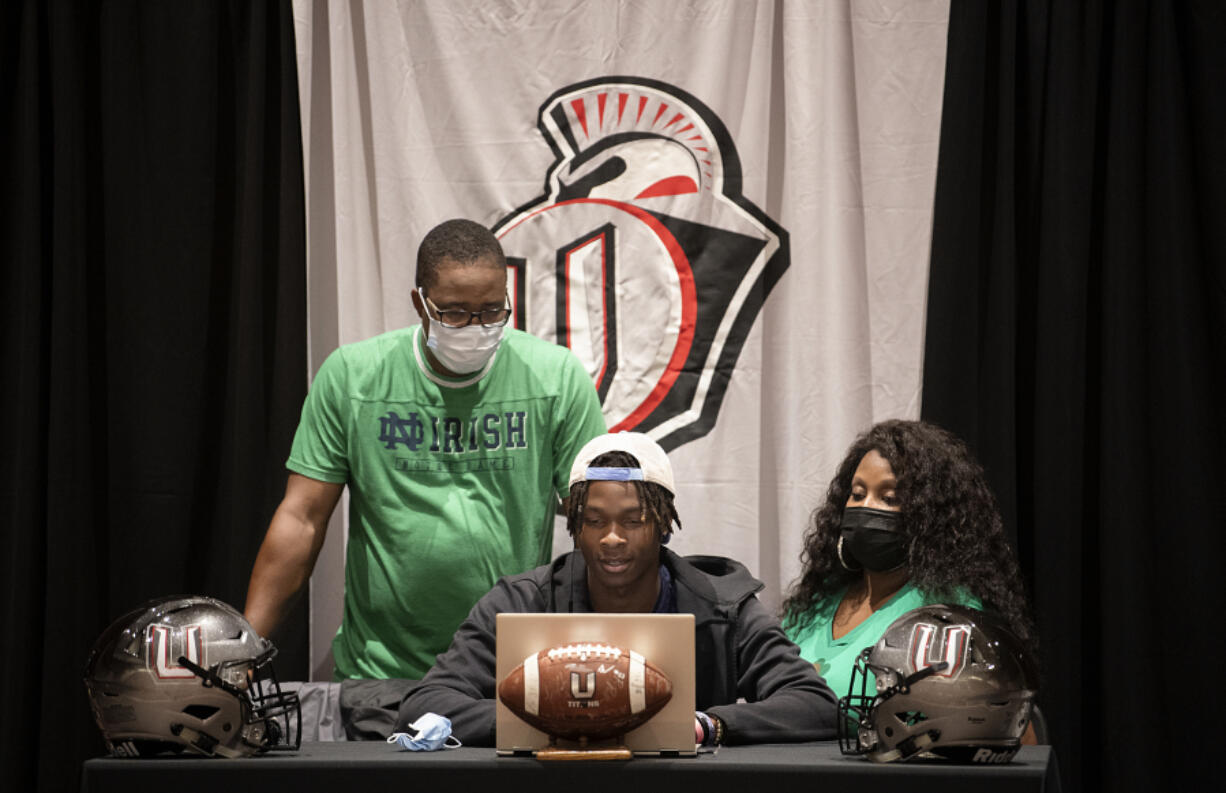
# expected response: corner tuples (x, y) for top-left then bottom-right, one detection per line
(245, 219), (606, 680)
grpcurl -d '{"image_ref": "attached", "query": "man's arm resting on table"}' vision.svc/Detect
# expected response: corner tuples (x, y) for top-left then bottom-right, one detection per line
(244, 473), (344, 638)
(706, 597), (839, 744)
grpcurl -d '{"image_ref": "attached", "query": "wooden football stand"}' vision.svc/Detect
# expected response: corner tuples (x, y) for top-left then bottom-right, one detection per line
(535, 733), (633, 761)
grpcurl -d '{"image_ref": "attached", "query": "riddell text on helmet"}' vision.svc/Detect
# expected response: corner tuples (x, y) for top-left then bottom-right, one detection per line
(972, 748), (1018, 764)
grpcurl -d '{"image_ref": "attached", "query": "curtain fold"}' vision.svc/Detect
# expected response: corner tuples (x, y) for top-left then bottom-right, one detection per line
(924, 2), (1226, 790)
(1, 2), (308, 790)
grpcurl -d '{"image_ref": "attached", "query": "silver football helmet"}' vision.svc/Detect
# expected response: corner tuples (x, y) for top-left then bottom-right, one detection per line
(838, 604), (1038, 763)
(84, 595), (300, 757)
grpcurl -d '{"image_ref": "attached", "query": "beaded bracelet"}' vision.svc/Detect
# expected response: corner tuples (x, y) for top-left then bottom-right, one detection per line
(695, 711), (715, 745)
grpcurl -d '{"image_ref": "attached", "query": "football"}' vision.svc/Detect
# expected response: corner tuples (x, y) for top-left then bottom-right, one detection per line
(498, 642), (673, 741)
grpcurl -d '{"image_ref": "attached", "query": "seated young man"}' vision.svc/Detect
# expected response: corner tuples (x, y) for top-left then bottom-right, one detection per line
(397, 432), (838, 746)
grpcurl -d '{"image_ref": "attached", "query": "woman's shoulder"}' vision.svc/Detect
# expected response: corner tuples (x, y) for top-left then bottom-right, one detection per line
(917, 584), (984, 611)
(783, 590), (844, 642)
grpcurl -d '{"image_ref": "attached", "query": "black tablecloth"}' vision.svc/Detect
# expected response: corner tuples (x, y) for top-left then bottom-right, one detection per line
(81, 741), (1060, 793)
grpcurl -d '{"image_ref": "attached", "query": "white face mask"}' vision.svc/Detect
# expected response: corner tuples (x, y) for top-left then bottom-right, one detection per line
(425, 321), (504, 373)
(417, 284), (507, 374)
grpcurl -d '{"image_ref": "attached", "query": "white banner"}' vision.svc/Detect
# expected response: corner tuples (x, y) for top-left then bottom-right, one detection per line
(293, 0), (949, 678)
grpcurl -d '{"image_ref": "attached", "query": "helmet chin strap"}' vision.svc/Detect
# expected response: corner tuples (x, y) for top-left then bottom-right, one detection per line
(875, 661), (948, 702)
(864, 661), (949, 762)
(169, 723), (251, 758)
(869, 730), (939, 763)
(177, 655), (247, 698)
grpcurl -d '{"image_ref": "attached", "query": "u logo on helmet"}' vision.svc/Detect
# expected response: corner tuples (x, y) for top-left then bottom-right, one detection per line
(494, 76), (789, 450)
(147, 624), (204, 680)
(908, 623), (971, 679)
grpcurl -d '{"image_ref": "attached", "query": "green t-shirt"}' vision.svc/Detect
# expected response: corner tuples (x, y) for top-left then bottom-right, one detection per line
(786, 582), (982, 702)
(289, 326), (606, 679)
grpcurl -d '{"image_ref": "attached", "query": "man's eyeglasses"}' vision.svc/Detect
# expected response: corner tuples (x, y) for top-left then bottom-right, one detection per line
(423, 293), (512, 328)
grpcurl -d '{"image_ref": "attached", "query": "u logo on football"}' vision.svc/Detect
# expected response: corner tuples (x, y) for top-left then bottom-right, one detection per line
(495, 76), (789, 450)
(570, 670), (596, 699)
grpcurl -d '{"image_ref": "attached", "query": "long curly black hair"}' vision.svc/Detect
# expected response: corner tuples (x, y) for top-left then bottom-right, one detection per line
(565, 451), (682, 539)
(781, 419), (1036, 647)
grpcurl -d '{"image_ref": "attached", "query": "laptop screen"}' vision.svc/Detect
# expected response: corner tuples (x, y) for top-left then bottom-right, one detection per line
(495, 613), (696, 756)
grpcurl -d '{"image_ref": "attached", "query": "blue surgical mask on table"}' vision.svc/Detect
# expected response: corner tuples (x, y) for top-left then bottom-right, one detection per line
(387, 713), (462, 751)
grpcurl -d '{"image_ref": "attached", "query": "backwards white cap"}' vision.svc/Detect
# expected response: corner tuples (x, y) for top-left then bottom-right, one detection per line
(567, 431), (675, 495)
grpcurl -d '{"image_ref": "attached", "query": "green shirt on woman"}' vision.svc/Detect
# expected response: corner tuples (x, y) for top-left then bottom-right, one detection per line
(786, 582), (981, 700)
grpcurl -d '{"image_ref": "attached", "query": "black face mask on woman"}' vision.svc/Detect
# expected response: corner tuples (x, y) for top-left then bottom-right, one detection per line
(838, 507), (907, 572)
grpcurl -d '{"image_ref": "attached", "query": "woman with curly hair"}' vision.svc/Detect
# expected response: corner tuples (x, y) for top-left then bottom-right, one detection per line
(781, 419), (1035, 702)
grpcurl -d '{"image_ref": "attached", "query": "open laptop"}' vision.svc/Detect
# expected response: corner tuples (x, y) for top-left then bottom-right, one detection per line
(495, 613), (697, 756)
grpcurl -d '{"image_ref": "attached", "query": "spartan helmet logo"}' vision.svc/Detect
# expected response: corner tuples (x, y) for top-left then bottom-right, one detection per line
(494, 76), (789, 450)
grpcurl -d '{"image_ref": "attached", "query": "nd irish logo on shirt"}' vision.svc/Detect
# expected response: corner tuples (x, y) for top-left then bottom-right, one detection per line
(379, 409), (528, 462)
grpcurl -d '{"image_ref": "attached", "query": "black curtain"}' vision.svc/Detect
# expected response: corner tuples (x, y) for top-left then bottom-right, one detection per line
(924, 1), (1225, 791)
(1, 2), (308, 790)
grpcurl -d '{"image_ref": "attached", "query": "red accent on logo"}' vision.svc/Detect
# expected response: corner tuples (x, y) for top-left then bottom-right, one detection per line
(635, 176), (699, 200)
(562, 231), (612, 388)
(506, 264), (521, 325)
(572, 99), (588, 136)
(498, 197), (697, 432)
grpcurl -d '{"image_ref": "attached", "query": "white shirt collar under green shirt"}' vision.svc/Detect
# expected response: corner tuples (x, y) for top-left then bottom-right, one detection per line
(411, 324), (499, 388)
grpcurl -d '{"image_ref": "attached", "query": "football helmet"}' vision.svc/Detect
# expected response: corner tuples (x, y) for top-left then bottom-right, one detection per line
(838, 604), (1038, 763)
(84, 595), (301, 758)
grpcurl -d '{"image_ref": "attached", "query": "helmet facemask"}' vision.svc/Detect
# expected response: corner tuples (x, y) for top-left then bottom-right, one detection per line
(839, 647), (948, 761)
(175, 644), (302, 755)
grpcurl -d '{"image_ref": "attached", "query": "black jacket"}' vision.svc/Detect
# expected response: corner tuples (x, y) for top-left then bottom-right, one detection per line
(397, 548), (838, 745)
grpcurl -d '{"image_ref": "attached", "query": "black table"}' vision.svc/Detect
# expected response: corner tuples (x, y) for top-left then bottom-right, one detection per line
(81, 741), (1061, 793)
